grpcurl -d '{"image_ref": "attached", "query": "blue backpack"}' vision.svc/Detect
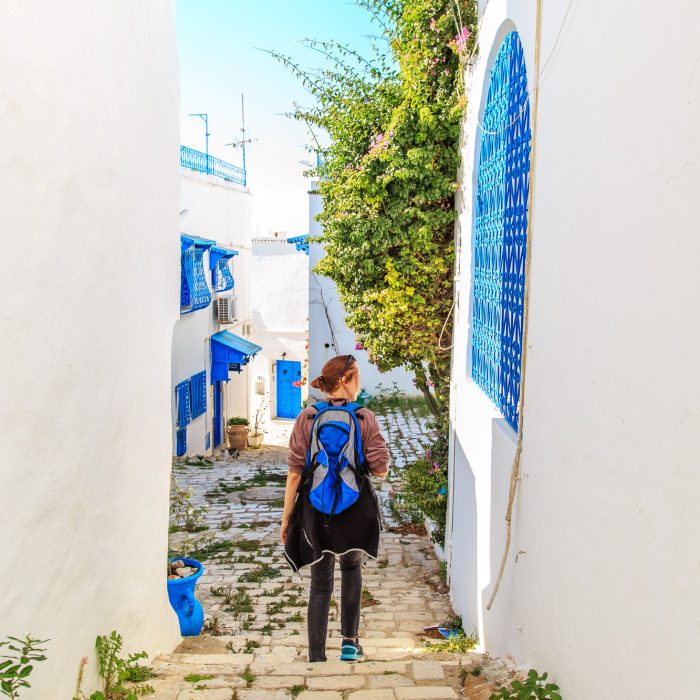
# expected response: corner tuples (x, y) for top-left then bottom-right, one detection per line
(305, 401), (367, 515)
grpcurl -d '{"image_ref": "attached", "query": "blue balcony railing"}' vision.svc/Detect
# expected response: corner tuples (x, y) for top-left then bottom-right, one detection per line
(180, 145), (246, 186)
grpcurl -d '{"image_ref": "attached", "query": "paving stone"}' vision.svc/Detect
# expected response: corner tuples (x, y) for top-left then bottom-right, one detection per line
(347, 691), (395, 700)
(368, 673), (414, 688)
(411, 660), (446, 680)
(254, 674), (305, 688)
(177, 690), (234, 700)
(354, 661), (408, 674)
(296, 693), (343, 700)
(305, 675), (366, 691)
(236, 691), (291, 700)
(395, 687), (458, 699)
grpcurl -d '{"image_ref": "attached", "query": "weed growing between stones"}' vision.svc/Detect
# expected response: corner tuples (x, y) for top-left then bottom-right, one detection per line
(184, 673), (214, 683)
(219, 519), (233, 531)
(239, 564), (281, 583)
(202, 616), (225, 636)
(489, 670), (562, 700)
(290, 684), (306, 699)
(241, 667), (255, 688)
(73, 630), (154, 699)
(226, 640), (261, 654)
(170, 478), (209, 533)
(361, 586), (379, 607)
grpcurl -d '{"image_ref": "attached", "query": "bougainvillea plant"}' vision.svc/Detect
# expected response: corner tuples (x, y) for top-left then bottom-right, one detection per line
(269, 0), (476, 428)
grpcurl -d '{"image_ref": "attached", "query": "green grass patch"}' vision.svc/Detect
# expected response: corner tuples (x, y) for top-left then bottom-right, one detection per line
(184, 673), (214, 682)
(239, 564), (281, 583)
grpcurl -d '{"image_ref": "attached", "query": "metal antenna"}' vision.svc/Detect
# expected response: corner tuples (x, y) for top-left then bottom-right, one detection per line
(189, 113), (210, 171)
(225, 94), (257, 187)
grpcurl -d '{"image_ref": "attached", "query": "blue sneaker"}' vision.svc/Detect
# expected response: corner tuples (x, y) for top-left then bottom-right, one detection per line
(340, 638), (364, 662)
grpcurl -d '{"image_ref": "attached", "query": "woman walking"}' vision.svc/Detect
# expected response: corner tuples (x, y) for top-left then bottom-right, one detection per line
(281, 355), (389, 662)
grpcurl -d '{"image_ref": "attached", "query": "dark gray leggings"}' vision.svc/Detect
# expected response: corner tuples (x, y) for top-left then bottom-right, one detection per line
(307, 550), (364, 661)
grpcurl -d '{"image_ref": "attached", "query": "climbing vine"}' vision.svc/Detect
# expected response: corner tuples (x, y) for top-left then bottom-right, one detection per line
(269, 0), (476, 426)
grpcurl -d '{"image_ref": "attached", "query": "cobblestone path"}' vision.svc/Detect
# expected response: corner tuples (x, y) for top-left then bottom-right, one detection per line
(153, 410), (514, 700)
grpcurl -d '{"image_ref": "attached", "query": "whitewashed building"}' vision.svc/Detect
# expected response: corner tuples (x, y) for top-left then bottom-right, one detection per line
(250, 233), (309, 420)
(308, 184), (417, 398)
(447, 2), (700, 698)
(173, 159), (261, 456)
(0, 2), (181, 697)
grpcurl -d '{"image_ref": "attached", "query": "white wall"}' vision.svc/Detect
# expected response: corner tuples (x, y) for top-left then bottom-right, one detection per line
(448, 2), (700, 698)
(251, 237), (309, 418)
(0, 2), (181, 697)
(174, 171), (254, 453)
(308, 186), (418, 398)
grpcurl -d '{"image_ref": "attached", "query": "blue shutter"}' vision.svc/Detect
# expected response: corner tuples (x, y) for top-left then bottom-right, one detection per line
(176, 379), (192, 427)
(471, 32), (531, 432)
(190, 371), (207, 419)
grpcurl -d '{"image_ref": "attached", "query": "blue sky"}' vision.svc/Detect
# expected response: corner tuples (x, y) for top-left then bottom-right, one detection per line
(177, 1), (379, 235)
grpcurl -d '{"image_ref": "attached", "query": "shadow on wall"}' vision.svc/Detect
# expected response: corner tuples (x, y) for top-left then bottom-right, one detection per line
(484, 417), (519, 651)
(450, 434), (479, 632)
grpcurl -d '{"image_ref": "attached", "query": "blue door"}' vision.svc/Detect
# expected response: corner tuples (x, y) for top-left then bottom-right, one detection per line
(213, 381), (223, 447)
(276, 360), (301, 419)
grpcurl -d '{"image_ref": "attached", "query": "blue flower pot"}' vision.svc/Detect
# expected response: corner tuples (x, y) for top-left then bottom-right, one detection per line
(167, 557), (204, 636)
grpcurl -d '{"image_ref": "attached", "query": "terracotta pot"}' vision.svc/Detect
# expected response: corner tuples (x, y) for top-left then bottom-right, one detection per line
(227, 425), (248, 450)
(247, 432), (264, 449)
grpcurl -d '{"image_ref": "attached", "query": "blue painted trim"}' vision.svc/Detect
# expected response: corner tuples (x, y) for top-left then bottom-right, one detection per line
(181, 145), (246, 186)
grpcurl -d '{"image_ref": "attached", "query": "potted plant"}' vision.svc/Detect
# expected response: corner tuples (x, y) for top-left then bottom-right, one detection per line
(248, 395), (269, 448)
(227, 417), (249, 450)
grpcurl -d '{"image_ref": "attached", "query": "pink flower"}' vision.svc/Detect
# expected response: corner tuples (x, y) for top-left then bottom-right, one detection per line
(355, 342), (364, 350)
(426, 450), (432, 460)
(453, 26), (471, 54)
(426, 380), (435, 387)
(430, 18), (437, 30)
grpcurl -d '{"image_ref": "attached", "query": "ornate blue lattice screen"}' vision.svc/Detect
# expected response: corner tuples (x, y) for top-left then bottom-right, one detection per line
(181, 247), (212, 312)
(471, 32), (531, 432)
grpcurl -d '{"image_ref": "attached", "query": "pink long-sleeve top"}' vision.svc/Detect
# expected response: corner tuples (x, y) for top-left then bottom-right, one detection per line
(287, 401), (390, 477)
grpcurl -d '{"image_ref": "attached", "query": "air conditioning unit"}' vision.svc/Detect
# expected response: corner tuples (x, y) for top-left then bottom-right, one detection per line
(217, 295), (238, 324)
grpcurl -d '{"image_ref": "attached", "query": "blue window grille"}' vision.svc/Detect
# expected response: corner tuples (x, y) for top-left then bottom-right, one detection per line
(471, 32), (531, 432)
(180, 145), (246, 186)
(176, 428), (187, 457)
(209, 246), (238, 292)
(181, 247), (212, 312)
(176, 380), (192, 428)
(287, 235), (309, 255)
(190, 371), (207, 419)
